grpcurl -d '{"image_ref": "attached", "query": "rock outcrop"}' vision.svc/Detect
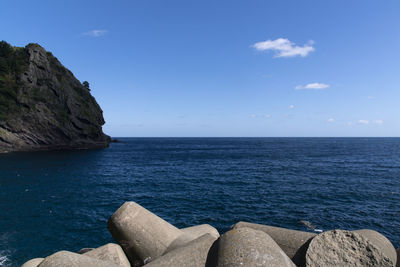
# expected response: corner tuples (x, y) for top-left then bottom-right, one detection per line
(0, 41), (110, 152)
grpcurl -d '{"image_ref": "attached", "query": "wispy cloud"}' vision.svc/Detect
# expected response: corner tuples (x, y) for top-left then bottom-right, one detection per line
(252, 38), (314, 58)
(358, 120), (369, 124)
(250, 114), (271, 118)
(350, 119), (383, 125)
(83, 29), (108, 37)
(296, 83), (330, 90)
(288, 104), (295, 109)
(327, 118), (335, 123)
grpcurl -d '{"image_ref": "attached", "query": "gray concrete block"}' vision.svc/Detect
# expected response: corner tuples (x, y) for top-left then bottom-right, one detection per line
(354, 229), (397, 266)
(21, 258), (44, 267)
(206, 227), (295, 267)
(37, 250), (120, 267)
(181, 224), (220, 239)
(145, 234), (217, 267)
(232, 221), (316, 266)
(164, 224), (220, 255)
(84, 243), (130, 267)
(107, 201), (183, 265)
(164, 233), (197, 255)
(305, 229), (394, 267)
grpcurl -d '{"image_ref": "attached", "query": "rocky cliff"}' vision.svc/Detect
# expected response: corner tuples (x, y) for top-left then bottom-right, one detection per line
(0, 41), (110, 152)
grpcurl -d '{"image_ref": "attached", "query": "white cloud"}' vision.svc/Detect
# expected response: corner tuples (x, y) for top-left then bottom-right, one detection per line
(83, 29), (108, 37)
(251, 114), (271, 118)
(349, 119), (383, 125)
(288, 104), (295, 109)
(358, 120), (369, 125)
(295, 83), (330, 90)
(252, 38), (315, 58)
(327, 118), (335, 123)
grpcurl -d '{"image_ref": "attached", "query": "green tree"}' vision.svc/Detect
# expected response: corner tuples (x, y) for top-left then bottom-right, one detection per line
(0, 41), (13, 57)
(0, 57), (9, 74)
(82, 81), (90, 91)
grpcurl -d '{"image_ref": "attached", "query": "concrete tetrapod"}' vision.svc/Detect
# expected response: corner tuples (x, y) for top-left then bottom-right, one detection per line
(21, 258), (44, 267)
(37, 251), (120, 267)
(232, 221), (316, 266)
(84, 243), (130, 267)
(305, 230), (395, 267)
(145, 234), (217, 267)
(165, 224), (220, 254)
(354, 229), (397, 266)
(107, 202), (184, 265)
(181, 224), (220, 239)
(206, 227), (296, 267)
(396, 248), (399, 267)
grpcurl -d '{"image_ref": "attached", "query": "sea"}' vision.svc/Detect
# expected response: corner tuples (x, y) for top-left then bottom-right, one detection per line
(0, 138), (399, 266)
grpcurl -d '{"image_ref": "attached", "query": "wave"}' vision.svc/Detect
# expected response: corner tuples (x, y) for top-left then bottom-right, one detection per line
(0, 252), (10, 266)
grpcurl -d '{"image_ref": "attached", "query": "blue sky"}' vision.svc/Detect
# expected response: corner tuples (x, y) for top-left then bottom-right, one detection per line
(2, 0), (399, 137)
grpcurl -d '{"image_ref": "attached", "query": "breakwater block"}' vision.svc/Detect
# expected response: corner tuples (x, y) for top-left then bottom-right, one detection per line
(145, 234), (217, 267)
(232, 221), (315, 266)
(354, 229), (397, 265)
(37, 250), (120, 267)
(165, 224), (220, 254)
(21, 258), (44, 267)
(21, 202), (399, 267)
(107, 201), (185, 265)
(181, 224), (220, 240)
(206, 227), (295, 267)
(84, 243), (130, 267)
(305, 229), (395, 266)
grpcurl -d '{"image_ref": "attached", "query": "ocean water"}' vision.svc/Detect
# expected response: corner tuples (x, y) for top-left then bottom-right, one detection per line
(0, 137), (399, 266)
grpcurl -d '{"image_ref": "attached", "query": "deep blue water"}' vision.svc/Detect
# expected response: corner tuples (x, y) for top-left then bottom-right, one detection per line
(1, 138), (400, 266)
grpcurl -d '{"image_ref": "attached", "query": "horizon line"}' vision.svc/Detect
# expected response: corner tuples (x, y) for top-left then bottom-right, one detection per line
(110, 136), (400, 138)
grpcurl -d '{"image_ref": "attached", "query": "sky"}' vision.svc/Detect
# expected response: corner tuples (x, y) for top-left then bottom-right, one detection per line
(1, 0), (400, 137)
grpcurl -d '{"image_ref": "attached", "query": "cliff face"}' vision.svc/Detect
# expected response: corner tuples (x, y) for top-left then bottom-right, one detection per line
(0, 41), (110, 152)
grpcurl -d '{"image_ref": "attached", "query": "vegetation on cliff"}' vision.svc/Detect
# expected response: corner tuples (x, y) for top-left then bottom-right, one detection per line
(0, 41), (29, 120)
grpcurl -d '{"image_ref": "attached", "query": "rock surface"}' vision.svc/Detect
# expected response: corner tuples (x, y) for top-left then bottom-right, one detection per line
(21, 258), (44, 267)
(84, 243), (130, 267)
(146, 234), (217, 267)
(107, 201), (183, 266)
(305, 229), (394, 267)
(206, 227), (295, 267)
(0, 41), (110, 153)
(37, 250), (119, 267)
(232, 221), (315, 266)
